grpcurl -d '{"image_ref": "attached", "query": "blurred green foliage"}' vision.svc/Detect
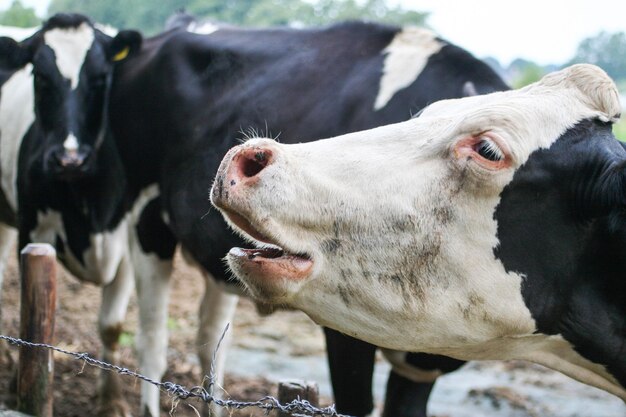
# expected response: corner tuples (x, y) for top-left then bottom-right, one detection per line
(48, 0), (428, 34)
(567, 31), (626, 82)
(0, 0), (39, 27)
(614, 117), (626, 142)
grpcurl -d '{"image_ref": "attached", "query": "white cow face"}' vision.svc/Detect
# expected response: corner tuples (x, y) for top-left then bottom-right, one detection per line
(211, 65), (622, 354)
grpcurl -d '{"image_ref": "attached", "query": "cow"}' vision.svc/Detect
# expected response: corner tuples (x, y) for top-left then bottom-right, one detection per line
(108, 20), (508, 416)
(0, 13), (143, 417)
(211, 64), (626, 404)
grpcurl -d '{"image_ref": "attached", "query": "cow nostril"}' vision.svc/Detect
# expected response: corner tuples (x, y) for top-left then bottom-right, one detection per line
(241, 151), (270, 178)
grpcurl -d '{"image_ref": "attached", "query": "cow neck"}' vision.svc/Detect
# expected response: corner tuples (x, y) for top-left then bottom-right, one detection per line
(493, 119), (626, 387)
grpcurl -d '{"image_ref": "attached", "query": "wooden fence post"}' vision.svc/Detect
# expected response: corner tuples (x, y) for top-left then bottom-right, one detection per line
(277, 380), (319, 417)
(18, 244), (57, 417)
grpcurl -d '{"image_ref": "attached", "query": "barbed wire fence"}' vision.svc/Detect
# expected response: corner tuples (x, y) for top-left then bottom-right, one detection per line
(0, 329), (347, 417)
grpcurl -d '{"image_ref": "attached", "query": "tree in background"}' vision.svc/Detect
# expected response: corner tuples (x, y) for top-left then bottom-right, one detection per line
(48, 0), (427, 34)
(0, 0), (39, 27)
(509, 58), (546, 89)
(567, 31), (626, 86)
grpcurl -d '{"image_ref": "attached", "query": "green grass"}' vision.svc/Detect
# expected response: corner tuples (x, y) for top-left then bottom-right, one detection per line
(614, 116), (626, 142)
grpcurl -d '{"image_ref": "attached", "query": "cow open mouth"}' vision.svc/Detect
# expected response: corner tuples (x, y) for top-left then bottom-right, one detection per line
(222, 209), (314, 281)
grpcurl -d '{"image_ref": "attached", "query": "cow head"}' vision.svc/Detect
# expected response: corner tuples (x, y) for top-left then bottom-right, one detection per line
(211, 65), (625, 358)
(0, 13), (141, 180)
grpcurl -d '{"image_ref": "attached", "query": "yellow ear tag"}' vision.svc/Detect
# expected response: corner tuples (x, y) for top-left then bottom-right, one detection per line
(112, 46), (130, 62)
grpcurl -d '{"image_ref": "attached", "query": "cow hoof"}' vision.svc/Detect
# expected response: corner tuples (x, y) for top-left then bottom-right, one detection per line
(96, 399), (133, 417)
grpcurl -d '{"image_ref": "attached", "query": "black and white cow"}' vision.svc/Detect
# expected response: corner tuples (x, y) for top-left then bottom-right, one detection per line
(108, 21), (508, 416)
(0, 13), (143, 417)
(211, 64), (626, 404)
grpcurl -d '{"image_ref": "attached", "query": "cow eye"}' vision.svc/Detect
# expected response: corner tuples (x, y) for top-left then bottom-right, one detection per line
(475, 137), (504, 162)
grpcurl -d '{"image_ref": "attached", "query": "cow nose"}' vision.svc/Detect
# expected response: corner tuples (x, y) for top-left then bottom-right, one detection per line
(57, 150), (87, 168)
(228, 145), (274, 185)
(213, 143), (275, 205)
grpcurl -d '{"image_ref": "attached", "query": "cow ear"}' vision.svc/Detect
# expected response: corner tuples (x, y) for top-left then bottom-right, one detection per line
(108, 30), (142, 63)
(0, 37), (32, 70)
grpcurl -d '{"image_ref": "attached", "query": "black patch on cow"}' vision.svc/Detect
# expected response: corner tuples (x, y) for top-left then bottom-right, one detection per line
(494, 119), (626, 387)
(135, 198), (177, 260)
(43, 13), (92, 30)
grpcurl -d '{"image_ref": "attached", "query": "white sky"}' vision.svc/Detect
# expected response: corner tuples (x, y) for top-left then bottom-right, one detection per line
(399, 0), (626, 65)
(3, 0), (626, 66)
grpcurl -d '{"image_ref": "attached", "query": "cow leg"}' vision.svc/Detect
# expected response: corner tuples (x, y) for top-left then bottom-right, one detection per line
(197, 272), (239, 416)
(323, 327), (377, 417)
(133, 251), (173, 417)
(97, 257), (134, 417)
(381, 350), (465, 417)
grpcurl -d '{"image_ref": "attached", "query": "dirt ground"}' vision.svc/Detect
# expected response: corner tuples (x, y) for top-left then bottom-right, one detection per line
(1, 247), (625, 417)
(0, 249), (330, 417)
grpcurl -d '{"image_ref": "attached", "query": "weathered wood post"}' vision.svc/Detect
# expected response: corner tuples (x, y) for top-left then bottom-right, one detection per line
(277, 380), (319, 417)
(18, 244), (57, 417)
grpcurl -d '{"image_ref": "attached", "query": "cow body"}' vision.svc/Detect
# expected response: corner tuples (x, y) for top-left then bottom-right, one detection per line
(211, 64), (626, 402)
(0, 14), (144, 417)
(110, 21), (507, 416)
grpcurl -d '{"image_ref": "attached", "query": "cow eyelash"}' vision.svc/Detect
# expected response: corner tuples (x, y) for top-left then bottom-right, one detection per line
(474, 137), (504, 162)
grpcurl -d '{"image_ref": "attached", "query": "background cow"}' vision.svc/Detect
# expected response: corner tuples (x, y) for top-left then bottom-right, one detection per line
(0, 13), (142, 417)
(108, 20), (508, 417)
(211, 64), (626, 403)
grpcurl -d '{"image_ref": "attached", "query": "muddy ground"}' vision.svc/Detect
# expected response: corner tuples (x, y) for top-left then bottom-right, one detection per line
(0, 249), (624, 417)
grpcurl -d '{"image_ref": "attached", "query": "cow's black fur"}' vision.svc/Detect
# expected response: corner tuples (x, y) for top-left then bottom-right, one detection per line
(495, 119), (626, 387)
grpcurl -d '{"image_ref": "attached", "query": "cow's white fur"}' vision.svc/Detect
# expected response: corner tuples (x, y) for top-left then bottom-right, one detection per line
(197, 271), (239, 415)
(0, 65), (35, 211)
(187, 21), (220, 35)
(374, 27), (444, 110)
(127, 183), (173, 417)
(44, 22), (94, 90)
(30, 209), (130, 286)
(380, 349), (443, 383)
(63, 133), (79, 152)
(215, 65), (624, 400)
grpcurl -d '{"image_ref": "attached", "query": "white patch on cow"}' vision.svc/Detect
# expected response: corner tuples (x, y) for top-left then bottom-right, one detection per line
(216, 65), (624, 401)
(30, 209), (130, 286)
(160, 210), (170, 226)
(374, 27), (444, 111)
(0, 65), (35, 211)
(197, 271), (239, 415)
(126, 182), (173, 417)
(63, 133), (79, 152)
(433, 333), (625, 401)
(29, 209), (64, 246)
(380, 348), (442, 383)
(187, 21), (219, 35)
(130, 183), (159, 219)
(44, 22), (95, 90)
(364, 408), (381, 417)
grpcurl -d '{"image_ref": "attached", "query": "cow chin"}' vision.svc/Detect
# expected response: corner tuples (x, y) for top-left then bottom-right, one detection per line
(226, 247), (311, 304)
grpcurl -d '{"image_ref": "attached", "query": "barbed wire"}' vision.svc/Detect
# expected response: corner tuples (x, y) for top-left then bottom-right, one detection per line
(0, 332), (346, 417)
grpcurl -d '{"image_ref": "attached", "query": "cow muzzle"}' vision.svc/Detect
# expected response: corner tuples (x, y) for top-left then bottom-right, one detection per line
(211, 139), (314, 303)
(44, 145), (95, 180)
(211, 140), (275, 209)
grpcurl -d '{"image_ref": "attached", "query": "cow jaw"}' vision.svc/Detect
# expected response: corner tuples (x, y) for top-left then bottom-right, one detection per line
(218, 205), (314, 302)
